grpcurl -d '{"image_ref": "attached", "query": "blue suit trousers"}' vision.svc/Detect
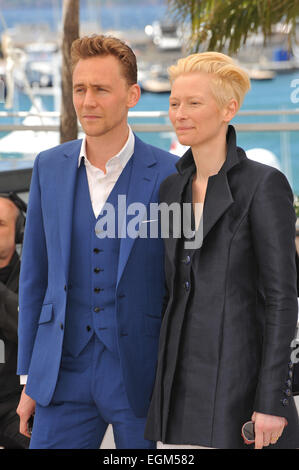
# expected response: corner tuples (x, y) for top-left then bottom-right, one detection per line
(29, 336), (155, 449)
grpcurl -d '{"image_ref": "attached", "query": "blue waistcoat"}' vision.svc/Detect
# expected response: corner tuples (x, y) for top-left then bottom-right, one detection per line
(63, 158), (133, 358)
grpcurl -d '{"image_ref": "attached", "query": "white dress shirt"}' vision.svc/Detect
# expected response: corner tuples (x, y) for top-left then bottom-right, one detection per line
(78, 126), (135, 218)
(20, 126), (135, 385)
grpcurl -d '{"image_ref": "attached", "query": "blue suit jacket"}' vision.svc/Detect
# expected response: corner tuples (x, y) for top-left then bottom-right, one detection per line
(17, 135), (178, 416)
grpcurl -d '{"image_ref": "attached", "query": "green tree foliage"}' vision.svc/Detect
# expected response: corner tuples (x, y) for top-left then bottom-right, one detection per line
(167, 0), (299, 53)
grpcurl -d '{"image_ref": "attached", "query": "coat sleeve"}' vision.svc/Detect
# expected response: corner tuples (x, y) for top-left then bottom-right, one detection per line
(249, 168), (298, 418)
(17, 153), (48, 375)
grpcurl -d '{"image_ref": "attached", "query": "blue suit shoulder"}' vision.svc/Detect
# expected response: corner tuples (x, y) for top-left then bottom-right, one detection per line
(36, 139), (82, 167)
(140, 138), (179, 172)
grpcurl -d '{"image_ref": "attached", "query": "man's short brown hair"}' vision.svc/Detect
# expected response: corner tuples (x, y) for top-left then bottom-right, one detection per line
(71, 34), (137, 86)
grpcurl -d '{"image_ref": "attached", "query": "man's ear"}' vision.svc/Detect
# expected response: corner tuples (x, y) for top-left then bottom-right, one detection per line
(127, 83), (141, 108)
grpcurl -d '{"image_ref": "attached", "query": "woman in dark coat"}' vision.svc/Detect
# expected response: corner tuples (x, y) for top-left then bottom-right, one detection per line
(145, 52), (299, 449)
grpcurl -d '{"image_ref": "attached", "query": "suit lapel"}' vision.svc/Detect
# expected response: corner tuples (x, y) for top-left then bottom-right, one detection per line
(57, 141), (82, 282)
(117, 136), (158, 286)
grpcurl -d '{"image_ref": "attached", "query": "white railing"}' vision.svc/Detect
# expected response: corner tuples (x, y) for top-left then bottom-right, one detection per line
(0, 109), (298, 132)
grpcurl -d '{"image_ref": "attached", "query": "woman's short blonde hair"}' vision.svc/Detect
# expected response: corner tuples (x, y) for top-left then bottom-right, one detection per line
(168, 51), (250, 110)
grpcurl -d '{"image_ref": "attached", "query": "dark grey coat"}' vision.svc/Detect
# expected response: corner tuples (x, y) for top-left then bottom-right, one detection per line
(145, 126), (299, 449)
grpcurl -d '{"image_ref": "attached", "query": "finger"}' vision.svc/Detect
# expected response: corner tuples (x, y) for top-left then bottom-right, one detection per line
(263, 433), (271, 447)
(254, 429), (264, 449)
(270, 433), (279, 445)
(19, 414), (31, 438)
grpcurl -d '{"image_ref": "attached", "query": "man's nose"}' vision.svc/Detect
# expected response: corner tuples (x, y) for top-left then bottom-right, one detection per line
(83, 89), (97, 107)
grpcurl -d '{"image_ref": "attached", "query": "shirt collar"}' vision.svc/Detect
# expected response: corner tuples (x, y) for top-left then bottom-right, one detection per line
(78, 125), (135, 170)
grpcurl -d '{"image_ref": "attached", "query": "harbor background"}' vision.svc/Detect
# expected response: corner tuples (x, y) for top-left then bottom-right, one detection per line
(0, 0), (298, 195)
(0, 0), (298, 194)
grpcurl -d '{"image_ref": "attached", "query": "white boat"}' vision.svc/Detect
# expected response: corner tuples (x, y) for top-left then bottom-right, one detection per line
(0, 102), (59, 158)
(246, 68), (276, 81)
(138, 64), (171, 93)
(145, 21), (183, 51)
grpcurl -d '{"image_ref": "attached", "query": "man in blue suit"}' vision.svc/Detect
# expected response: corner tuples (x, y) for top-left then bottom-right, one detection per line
(16, 34), (177, 449)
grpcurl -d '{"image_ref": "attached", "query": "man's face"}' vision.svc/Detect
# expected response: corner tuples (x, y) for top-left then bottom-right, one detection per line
(72, 54), (140, 139)
(0, 198), (17, 264)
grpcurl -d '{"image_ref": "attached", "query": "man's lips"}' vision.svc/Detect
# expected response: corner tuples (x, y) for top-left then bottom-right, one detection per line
(83, 115), (101, 119)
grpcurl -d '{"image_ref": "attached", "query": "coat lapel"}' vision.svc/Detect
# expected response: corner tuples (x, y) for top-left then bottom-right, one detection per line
(117, 136), (159, 286)
(175, 125), (244, 245)
(202, 170), (234, 240)
(57, 140), (82, 282)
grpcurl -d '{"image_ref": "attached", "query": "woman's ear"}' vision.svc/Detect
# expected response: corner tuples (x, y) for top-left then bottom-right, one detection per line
(223, 98), (238, 123)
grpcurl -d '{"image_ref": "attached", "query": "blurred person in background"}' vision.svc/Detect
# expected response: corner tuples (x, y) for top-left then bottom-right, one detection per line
(0, 194), (29, 449)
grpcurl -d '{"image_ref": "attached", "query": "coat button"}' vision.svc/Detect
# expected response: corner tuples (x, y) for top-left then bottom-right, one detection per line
(93, 307), (101, 313)
(182, 255), (191, 265)
(60, 323), (64, 330)
(94, 267), (102, 273)
(94, 287), (101, 293)
(284, 389), (292, 397)
(93, 248), (102, 254)
(281, 398), (289, 406)
(86, 325), (92, 332)
(184, 281), (190, 291)
(286, 378), (292, 388)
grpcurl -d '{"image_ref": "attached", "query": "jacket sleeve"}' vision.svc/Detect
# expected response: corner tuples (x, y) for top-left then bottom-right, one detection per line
(250, 168), (298, 418)
(0, 281), (18, 342)
(17, 153), (48, 375)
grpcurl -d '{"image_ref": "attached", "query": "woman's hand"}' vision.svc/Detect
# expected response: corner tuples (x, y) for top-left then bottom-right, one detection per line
(251, 411), (287, 449)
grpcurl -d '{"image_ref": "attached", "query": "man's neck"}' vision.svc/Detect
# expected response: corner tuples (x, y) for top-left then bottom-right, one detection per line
(85, 125), (130, 173)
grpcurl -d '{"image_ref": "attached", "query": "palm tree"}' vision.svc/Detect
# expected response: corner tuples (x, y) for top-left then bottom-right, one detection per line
(60, 0), (79, 144)
(167, 0), (299, 54)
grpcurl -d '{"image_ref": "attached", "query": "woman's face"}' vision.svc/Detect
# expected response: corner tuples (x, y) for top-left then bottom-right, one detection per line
(169, 71), (231, 149)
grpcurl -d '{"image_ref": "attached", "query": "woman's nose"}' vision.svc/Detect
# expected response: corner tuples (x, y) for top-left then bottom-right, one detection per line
(176, 104), (187, 119)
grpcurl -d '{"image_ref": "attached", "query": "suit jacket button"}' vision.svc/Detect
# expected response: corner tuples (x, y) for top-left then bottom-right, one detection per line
(284, 389), (292, 397)
(281, 398), (289, 406)
(184, 281), (190, 291)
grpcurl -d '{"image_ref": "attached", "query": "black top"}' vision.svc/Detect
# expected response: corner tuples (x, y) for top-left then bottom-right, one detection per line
(0, 251), (22, 400)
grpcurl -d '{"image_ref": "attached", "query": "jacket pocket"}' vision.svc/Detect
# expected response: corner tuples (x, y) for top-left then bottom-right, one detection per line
(38, 303), (53, 324)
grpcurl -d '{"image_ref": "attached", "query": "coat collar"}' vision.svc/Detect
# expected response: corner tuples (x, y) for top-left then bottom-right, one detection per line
(167, 125), (247, 252)
(176, 125), (243, 177)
